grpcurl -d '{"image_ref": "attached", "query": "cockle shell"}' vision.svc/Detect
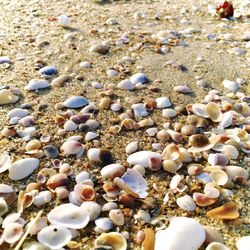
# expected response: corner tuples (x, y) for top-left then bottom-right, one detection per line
(155, 217), (205, 250)
(127, 151), (162, 168)
(37, 225), (72, 249)
(0, 89), (19, 105)
(95, 232), (127, 250)
(0, 154), (11, 173)
(48, 203), (90, 229)
(25, 79), (50, 91)
(63, 96), (89, 108)
(9, 158), (40, 180)
(114, 169), (148, 198)
(176, 195), (196, 211)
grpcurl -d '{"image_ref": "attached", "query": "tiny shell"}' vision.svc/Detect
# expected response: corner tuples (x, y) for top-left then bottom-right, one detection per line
(101, 164), (125, 180)
(61, 141), (85, 156)
(58, 15), (70, 27)
(85, 132), (98, 141)
(64, 120), (78, 131)
(0, 197), (8, 216)
(0, 89), (19, 105)
(9, 158), (40, 180)
(176, 195), (196, 211)
(222, 80), (239, 92)
(162, 109), (177, 118)
(74, 184), (96, 202)
(219, 111), (233, 129)
(89, 44), (109, 55)
(0, 155), (11, 173)
(206, 202), (239, 220)
(63, 96), (89, 108)
(25, 79), (50, 91)
(193, 193), (217, 207)
(109, 209), (124, 226)
(95, 217), (113, 231)
(132, 103), (148, 117)
(48, 203), (90, 229)
(210, 170), (228, 186)
(7, 108), (29, 119)
(192, 103), (208, 118)
(33, 191), (52, 207)
(174, 85), (192, 94)
(156, 97), (171, 108)
(237, 236), (250, 250)
(95, 232), (127, 250)
(117, 79), (135, 90)
(38, 225), (72, 249)
(206, 102), (223, 122)
(126, 141), (138, 154)
(134, 209), (151, 224)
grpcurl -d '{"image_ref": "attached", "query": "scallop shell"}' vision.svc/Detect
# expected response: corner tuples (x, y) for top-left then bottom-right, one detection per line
(25, 79), (50, 91)
(0, 154), (11, 173)
(127, 151), (162, 168)
(9, 158), (40, 180)
(114, 169), (148, 198)
(176, 195), (196, 211)
(95, 232), (127, 250)
(48, 203), (90, 229)
(0, 89), (19, 105)
(37, 225), (72, 249)
(63, 96), (89, 108)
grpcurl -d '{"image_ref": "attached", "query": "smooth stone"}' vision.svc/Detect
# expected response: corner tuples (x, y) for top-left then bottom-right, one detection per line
(39, 66), (58, 76)
(25, 79), (50, 91)
(130, 73), (149, 85)
(155, 217), (205, 250)
(63, 96), (89, 108)
(9, 158), (40, 180)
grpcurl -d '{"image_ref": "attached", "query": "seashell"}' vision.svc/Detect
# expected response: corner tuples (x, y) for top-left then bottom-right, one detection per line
(25, 217), (48, 236)
(117, 79), (135, 90)
(107, 69), (118, 77)
(176, 195), (196, 211)
(193, 193), (217, 206)
(55, 186), (69, 200)
(119, 194), (135, 207)
(46, 173), (69, 190)
(102, 202), (118, 212)
(224, 166), (249, 180)
(130, 73), (149, 85)
(114, 169), (148, 198)
(206, 242), (229, 250)
(221, 145), (239, 160)
(23, 241), (50, 250)
(64, 120), (78, 131)
(141, 228), (155, 250)
(101, 164), (125, 180)
(81, 201), (101, 221)
(51, 74), (70, 87)
(180, 125), (196, 136)
(127, 151), (162, 168)
(219, 111), (234, 129)
(7, 108), (29, 119)
(75, 171), (90, 184)
(162, 160), (182, 173)
(206, 102), (223, 122)
(0, 154), (11, 173)
(63, 96), (89, 108)
(138, 118), (154, 128)
(208, 153), (228, 166)
(0, 197), (8, 216)
(85, 132), (98, 141)
(134, 209), (151, 224)
(61, 141), (85, 156)
(18, 115), (36, 127)
(25, 79), (50, 91)
(17, 191), (34, 213)
(146, 127), (158, 136)
(121, 118), (137, 130)
(155, 217), (205, 250)
(166, 129), (183, 142)
(210, 170), (228, 186)
(162, 143), (180, 161)
(162, 109), (177, 118)
(110, 102), (122, 112)
(33, 191), (52, 207)
(25, 140), (41, 151)
(189, 134), (209, 147)
(204, 226), (224, 245)
(125, 141), (138, 154)
(39, 66), (58, 76)
(156, 97), (171, 108)
(206, 202), (239, 220)
(43, 145), (59, 159)
(0, 56), (11, 64)
(2, 222), (23, 244)
(148, 157), (162, 171)
(58, 14), (70, 27)
(48, 203), (90, 229)
(89, 44), (109, 55)
(204, 186), (220, 198)
(169, 174), (182, 190)
(192, 103), (208, 118)
(95, 232), (127, 250)
(132, 103), (148, 117)
(74, 184), (96, 202)
(95, 217), (113, 231)
(237, 236), (250, 250)
(156, 130), (170, 141)
(38, 225), (72, 249)
(70, 114), (91, 124)
(109, 209), (124, 226)
(174, 85), (192, 94)
(222, 80), (239, 92)
(0, 89), (19, 105)
(9, 158), (39, 180)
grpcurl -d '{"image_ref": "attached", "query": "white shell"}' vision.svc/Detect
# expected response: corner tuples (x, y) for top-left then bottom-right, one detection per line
(2, 222), (23, 244)
(127, 151), (162, 168)
(75, 171), (90, 184)
(9, 158), (40, 180)
(61, 141), (85, 156)
(174, 85), (192, 94)
(33, 191), (52, 207)
(7, 108), (29, 119)
(63, 96), (89, 108)
(2, 213), (21, 228)
(125, 141), (138, 154)
(101, 164), (125, 180)
(95, 217), (113, 231)
(206, 242), (229, 250)
(0, 197), (8, 216)
(162, 109), (177, 118)
(236, 236), (250, 250)
(80, 201), (101, 221)
(85, 132), (98, 141)
(222, 80), (239, 92)
(58, 15), (70, 27)
(37, 225), (72, 249)
(0, 155), (11, 173)
(25, 79), (50, 91)
(192, 103), (208, 118)
(87, 148), (101, 162)
(156, 97), (172, 108)
(130, 73), (148, 84)
(64, 120), (78, 132)
(80, 61), (91, 68)
(131, 103), (148, 117)
(117, 79), (135, 90)
(48, 203), (90, 229)
(155, 217), (205, 250)
(176, 195), (196, 211)
(219, 111), (234, 129)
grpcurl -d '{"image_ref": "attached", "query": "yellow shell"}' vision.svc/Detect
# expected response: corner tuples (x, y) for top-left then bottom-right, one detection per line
(0, 89), (19, 105)
(142, 228), (155, 250)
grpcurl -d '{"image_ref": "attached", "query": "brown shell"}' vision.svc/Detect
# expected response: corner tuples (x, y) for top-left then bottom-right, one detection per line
(142, 228), (155, 250)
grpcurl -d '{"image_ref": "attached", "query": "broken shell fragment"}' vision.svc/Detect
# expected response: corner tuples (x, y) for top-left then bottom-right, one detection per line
(95, 232), (127, 250)
(0, 154), (11, 173)
(142, 228), (155, 250)
(206, 202), (239, 220)
(37, 225), (72, 249)
(48, 203), (90, 229)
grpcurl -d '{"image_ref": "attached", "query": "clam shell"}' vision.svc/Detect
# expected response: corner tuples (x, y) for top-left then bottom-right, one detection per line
(225, 166), (249, 180)
(64, 120), (78, 132)
(156, 97), (172, 108)
(33, 191), (52, 207)
(61, 141), (85, 156)
(162, 109), (177, 118)
(206, 202), (239, 220)
(0, 154), (11, 173)
(130, 73), (149, 84)
(37, 225), (72, 249)
(95, 232), (127, 250)
(101, 164), (125, 180)
(176, 195), (196, 211)
(63, 96), (89, 108)
(219, 111), (234, 129)
(95, 217), (113, 231)
(192, 103), (208, 118)
(222, 80), (239, 92)
(80, 201), (101, 221)
(0, 89), (19, 105)
(127, 151), (162, 168)
(48, 203), (90, 229)
(155, 217), (205, 250)
(25, 79), (50, 91)
(2, 222), (23, 244)
(89, 44), (109, 55)
(210, 170), (228, 186)
(193, 193), (217, 207)
(206, 102), (223, 122)
(39, 66), (58, 76)
(9, 158), (40, 180)
(237, 236), (250, 250)
(117, 79), (135, 90)
(7, 108), (29, 119)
